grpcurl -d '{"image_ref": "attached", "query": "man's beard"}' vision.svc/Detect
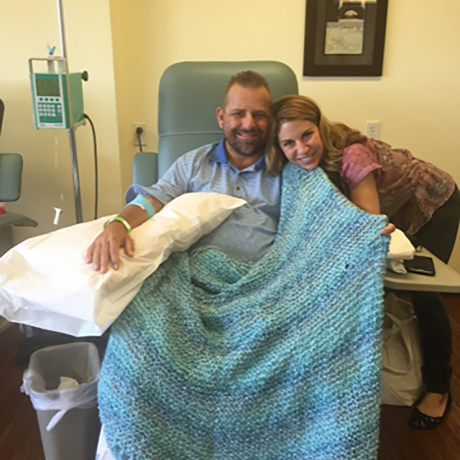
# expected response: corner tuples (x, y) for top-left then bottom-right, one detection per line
(225, 128), (267, 157)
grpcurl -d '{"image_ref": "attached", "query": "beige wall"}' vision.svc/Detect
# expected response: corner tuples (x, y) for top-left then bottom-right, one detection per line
(0, 0), (123, 242)
(3, 1), (458, 270)
(110, 0), (460, 271)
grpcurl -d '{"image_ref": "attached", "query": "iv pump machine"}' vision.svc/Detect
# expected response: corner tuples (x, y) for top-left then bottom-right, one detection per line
(29, 57), (85, 129)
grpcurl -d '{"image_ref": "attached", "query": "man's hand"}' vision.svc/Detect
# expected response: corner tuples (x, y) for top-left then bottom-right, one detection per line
(85, 194), (163, 273)
(85, 221), (135, 274)
(381, 223), (395, 235)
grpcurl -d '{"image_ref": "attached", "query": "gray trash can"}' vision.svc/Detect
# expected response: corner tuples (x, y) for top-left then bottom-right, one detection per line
(21, 342), (102, 460)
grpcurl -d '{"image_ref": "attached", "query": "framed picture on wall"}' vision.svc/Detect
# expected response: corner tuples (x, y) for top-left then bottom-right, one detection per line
(303, 0), (388, 77)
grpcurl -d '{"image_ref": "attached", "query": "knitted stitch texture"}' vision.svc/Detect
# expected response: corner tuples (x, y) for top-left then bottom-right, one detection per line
(99, 164), (389, 460)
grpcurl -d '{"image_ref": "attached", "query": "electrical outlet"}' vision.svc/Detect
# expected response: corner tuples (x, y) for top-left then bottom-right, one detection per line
(365, 121), (380, 139)
(133, 123), (147, 146)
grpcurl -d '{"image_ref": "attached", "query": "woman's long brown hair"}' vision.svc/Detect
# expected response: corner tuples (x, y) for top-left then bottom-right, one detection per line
(266, 95), (367, 196)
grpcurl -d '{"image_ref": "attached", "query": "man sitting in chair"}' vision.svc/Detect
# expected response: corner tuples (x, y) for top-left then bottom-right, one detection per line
(93, 69), (387, 459)
(86, 71), (279, 272)
(87, 71), (393, 270)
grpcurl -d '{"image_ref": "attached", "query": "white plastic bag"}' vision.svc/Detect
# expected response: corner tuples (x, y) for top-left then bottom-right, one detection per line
(21, 343), (101, 431)
(0, 193), (245, 336)
(95, 427), (116, 460)
(385, 229), (415, 274)
(381, 293), (424, 406)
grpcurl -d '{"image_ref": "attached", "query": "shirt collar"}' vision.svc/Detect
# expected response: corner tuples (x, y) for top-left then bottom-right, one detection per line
(210, 138), (267, 171)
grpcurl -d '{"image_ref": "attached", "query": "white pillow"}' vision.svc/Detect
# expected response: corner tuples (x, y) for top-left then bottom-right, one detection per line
(0, 193), (245, 337)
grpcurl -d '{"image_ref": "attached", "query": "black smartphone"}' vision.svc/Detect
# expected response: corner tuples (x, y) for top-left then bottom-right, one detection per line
(404, 255), (436, 276)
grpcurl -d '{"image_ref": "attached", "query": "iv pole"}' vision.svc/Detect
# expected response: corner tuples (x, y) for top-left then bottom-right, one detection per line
(56, 0), (83, 223)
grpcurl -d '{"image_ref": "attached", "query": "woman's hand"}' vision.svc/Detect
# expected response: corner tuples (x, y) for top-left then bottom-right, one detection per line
(381, 222), (395, 235)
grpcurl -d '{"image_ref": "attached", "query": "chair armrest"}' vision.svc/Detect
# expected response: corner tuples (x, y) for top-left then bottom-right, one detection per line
(0, 212), (38, 229)
(132, 152), (158, 187)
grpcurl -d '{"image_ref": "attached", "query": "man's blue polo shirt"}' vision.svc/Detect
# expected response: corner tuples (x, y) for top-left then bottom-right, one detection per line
(125, 139), (281, 262)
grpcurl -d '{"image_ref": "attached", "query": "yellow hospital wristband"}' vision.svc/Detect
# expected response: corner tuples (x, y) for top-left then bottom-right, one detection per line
(104, 216), (132, 233)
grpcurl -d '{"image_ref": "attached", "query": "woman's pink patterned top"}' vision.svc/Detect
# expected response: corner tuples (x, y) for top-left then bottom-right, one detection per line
(340, 138), (456, 234)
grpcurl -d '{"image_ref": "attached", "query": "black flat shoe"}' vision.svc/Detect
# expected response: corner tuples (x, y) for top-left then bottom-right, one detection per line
(409, 392), (452, 429)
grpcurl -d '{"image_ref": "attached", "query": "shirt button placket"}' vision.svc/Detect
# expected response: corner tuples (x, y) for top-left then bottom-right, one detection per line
(235, 173), (242, 196)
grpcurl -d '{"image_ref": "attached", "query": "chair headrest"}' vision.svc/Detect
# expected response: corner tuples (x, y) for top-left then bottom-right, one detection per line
(157, 61), (298, 178)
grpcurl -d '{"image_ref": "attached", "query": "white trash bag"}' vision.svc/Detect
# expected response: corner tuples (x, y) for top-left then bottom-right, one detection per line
(21, 342), (101, 431)
(381, 292), (424, 406)
(95, 427), (117, 460)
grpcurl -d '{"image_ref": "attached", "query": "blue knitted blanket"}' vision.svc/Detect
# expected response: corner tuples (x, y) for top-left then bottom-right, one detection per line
(99, 164), (389, 460)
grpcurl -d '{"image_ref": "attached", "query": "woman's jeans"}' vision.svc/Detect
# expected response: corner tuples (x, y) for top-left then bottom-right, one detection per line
(410, 185), (460, 394)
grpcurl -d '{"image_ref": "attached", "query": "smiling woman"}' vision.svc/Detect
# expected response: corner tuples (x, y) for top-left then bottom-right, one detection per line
(266, 94), (365, 197)
(267, 93), (460, 429)
(277, 119), (325, 171)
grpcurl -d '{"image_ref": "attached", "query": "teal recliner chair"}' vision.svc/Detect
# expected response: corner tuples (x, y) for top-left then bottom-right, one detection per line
(0, 153), (38, 256)
(132, 62), (460, 295)
(133, 61), (299, 186)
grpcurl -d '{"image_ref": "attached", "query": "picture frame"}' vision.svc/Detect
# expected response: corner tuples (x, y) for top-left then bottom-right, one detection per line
(303, 0), (389, 77)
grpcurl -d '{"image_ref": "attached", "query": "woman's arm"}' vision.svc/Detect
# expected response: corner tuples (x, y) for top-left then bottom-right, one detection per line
(349, 172), (380, 214)
(350, 172), (395, 234)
